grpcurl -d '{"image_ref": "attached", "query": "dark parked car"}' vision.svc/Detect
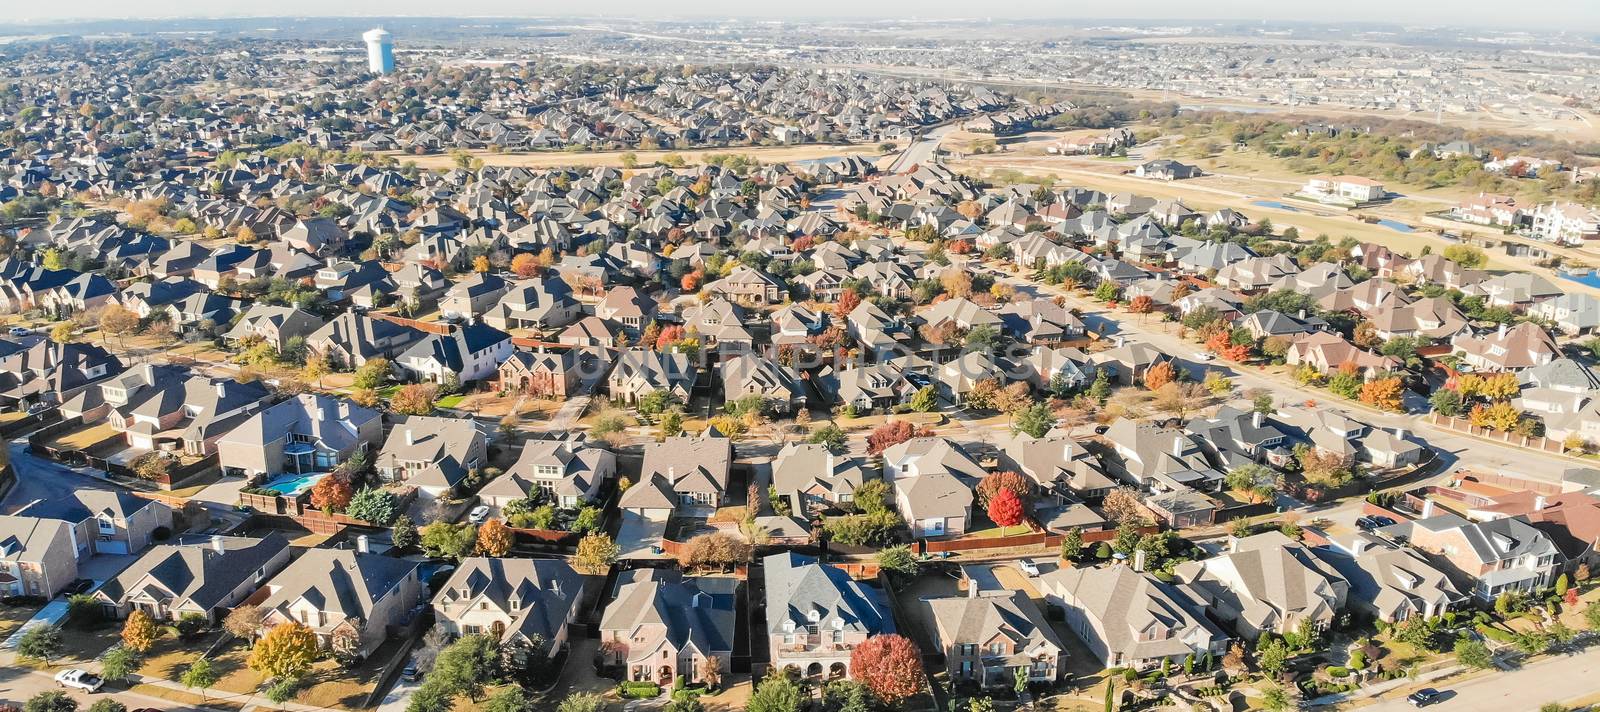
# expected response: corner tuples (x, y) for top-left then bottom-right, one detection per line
(401, 663), (421, 682)
(60, 579), (95, 596)
(1408, 688), (1445, 707)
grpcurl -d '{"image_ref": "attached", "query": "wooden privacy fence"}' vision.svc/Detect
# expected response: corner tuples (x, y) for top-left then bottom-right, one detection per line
(916, 524), (1159, 554)
(1428, 413), (1565, 454)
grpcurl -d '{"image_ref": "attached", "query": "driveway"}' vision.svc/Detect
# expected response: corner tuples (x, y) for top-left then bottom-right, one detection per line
(1, 600), (67, 650)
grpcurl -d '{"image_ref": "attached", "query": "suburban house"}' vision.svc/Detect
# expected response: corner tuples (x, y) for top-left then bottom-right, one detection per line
(763, 552), (895, 682)
(0, 515), (80, 598)
(1175, 532), (1349, 640)
(1452, 322), (1560, 372)
(1298, 175), (1385, 205)
(482, 437), (616, 509)
(104, 374), (274, 455)
(1101, 419), (1224, 493)
(882, 437), (985, 537)
(396, 320), (514, 384)
(1134, 159), (1199, 181)
(222, 304), (325, 353)
(720, 353), (806, 414)
(607, 348), (699, 406)
(636, 432), (734, 510)
(484, 277), (581, 332)
(1376, 514), (1561, 602)
(375, 415), (488, 499)
(94, 534), (292, 623)
(216, 393), (383, 479)
(1000, 431), (1116, 498)
(433, 558), (587, 656)
(307, 310), (426, 369)
(1316, 535), (1465, 623)
(18, 489), (173, 557)
(706, 265), (786, 306)
(256, 549), (423, 659)
(1284, 331), (1398, 376)
(1037, 564), (1229, 671)
(770, 443), (865, 514)
(926, 587), (1064, 689)
(596, 286), (656, 336)
(496, 347), (580, 399)
(599, 568), (738, 686)
(440, 272), (511, 321)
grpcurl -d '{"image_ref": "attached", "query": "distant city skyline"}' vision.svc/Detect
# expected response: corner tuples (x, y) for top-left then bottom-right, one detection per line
(4, 1), (1598, 33)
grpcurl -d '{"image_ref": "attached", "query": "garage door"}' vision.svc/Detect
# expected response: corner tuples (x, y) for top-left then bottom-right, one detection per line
(96, 540), (128, 555)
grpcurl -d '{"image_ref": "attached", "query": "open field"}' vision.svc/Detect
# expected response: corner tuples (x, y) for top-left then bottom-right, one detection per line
(384, 144), (895, 170)
(951, 153), (1600, 298)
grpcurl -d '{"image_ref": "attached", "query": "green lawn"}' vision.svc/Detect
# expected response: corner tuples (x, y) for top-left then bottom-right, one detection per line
(435, 394), (467, 409)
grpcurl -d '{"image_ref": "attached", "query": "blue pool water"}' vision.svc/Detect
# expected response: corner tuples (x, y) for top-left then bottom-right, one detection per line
(1251, 200), (1299, 212)
(259, 471), (327, 496)
(1375, 219), (1416, 233)
(1561, 270), (1600, 289)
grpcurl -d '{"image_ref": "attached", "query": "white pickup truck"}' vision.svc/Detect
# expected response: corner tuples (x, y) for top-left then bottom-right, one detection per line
(54, 669), (104, 693)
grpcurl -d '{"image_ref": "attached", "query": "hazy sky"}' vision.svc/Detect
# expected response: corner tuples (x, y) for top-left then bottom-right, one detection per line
(5, 0), (1597, 32)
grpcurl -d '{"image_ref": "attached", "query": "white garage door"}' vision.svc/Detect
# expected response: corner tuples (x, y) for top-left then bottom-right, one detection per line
(96, 540), (129, 555)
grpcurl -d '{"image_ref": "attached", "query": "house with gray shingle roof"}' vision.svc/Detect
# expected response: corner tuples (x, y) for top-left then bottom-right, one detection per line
(93, 534), (292, 623)
(1038, 564), (1228, 670)
(599, 568), (737, 686)
(256, 549), (422, 659)
(433, 558), (586, 655)
(763, 552), (894, 681)
(1315, 535), (1464, 623)
(640, 432), (733, 510)
(1375, 514), (1560, 602)
(882, 437), (983, 537)
(1174, 531), (1348, 640)
(926, 587), (1064, 689)
(216, 393), (383, 479)
(376, 415), (487, 499)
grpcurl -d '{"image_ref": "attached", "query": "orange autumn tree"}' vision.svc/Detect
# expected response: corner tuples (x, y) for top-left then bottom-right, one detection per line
(1359, 377), (1405, 412)
(510, 253), (539, 278)
(1143, 360), (1175, 391)
(309, 474), (353, 513)
(851, 634), (923, 703)
(477, 518), (514, 556)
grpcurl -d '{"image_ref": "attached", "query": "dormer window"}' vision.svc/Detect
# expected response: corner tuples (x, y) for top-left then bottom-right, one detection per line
(782, 620), (795, 633)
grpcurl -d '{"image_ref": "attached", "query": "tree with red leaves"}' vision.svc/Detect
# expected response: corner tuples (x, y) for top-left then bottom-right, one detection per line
(309, 474), (353, 513)
(977, 471), (1031, 508)
(833, 289), (861, 320)
(866, 420), (926, 456)
(655, 325), (685, 351)
(1129, 295), (1155, 316)
(987, 488), (1026, 535)
(850, 634), (923, 704)
(681, 271), (703, 292)
(1143, 360), (1175, 391)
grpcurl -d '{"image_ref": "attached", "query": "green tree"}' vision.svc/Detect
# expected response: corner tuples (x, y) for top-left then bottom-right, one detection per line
(345, 488), (401, 525)
(1453, 638), (1492, 670)
(86, 701), (125, 712)
(1087, 369), (1112, 403)
(181, 658), (219, 700)
(1430, 388), (1463, 417)
(909, 386), (939, 412)
(1060, 526), (1084, 561)
(556, 692), (607, 712)
(1012, 402), (1056, 438)
(24, 691), (77, 712)
(352, 357), (389, 387)
(1260, 685), (1291, 712)
(1256, 637), (1289, 675)
(807, 424), (846, 451)
(748, 673), (803, 712)
(100, 645), (142, 682)
(17, 625), (62, 665)
(481, 686), (534, 712)
(392, 514), (420, 550)
(419, 522), (478, 559)
(878, 545), (919, 575)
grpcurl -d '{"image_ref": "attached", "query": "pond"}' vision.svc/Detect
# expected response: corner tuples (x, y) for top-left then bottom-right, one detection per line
(1374, 219), (1417, 233)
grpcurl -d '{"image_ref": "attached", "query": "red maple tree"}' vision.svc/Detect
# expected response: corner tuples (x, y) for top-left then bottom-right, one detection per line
(865, 420), (930, 456)
(850, 634), (923, 703)
(987, 488), (1026, 533)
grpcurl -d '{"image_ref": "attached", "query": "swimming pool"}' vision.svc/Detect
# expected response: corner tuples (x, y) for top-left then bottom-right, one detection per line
(1374, 219), (1417, 233)
(259, 471), (328, 497)
(1251, 200), (1299, 212)
(1561, 270), (1600, 289)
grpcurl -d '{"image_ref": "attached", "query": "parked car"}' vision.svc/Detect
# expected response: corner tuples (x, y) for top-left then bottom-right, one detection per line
(7, 326), (31, 337)
(1356, 516), (1378, 531)
(1407, 688), (1445, 707)
(1192, 351), (1214, 361)
(468, 505), (491, 524)
(55, 669), (104, 693)
(401, 662), (421, 682)
(60, 579), (94, 596)
(1371, 515), (1397, 527)
(1017, 559), (1041, 577)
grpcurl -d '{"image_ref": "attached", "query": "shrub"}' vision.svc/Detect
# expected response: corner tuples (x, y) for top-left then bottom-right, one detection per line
(617, 682), (661, 699)
(1326, 666), (1350, 678)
